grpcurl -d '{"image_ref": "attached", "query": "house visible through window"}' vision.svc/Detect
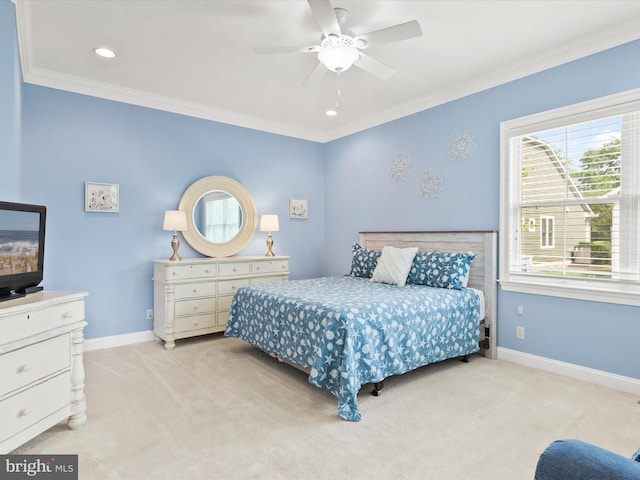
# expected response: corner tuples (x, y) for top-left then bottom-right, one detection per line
(500, 89), (640, 305)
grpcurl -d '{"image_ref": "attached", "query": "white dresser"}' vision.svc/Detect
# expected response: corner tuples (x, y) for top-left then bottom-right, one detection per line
(0, 291), (88, 453)
(153, 256), (288, 349)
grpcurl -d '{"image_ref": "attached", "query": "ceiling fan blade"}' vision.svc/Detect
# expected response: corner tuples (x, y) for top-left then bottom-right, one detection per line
(307, 0), (342, 37)
(354, 52), (396, 80)
(356, 20), (422, 48)
(304, 62), (327, 84)
(255, 45), (320, 55)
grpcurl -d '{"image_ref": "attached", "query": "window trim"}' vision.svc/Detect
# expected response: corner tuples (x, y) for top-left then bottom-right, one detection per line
(499, 87), (640, 307)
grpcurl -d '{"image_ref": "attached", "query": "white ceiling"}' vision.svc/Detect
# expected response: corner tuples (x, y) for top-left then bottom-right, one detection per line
(14, 0), (640, 143)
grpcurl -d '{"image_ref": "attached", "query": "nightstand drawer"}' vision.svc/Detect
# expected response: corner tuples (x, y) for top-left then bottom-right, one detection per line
(217, 279), (249, 296)
(0, 371), (70, 442)
(219, 262), (250, 277)
(174, 313), (215, 333)
(174, 282), (216, 300)
(252, 259), (289, 275)
(0, 335), (69, 398)
(174, 298), (216, 317)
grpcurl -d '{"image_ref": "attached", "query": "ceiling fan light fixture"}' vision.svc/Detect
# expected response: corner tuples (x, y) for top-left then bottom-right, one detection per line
(94, 47), (116, 58)
(318, 35), (359, 72)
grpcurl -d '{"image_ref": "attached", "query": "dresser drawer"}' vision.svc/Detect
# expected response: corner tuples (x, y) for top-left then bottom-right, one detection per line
(0, 335), (69, 398)
(162, 263), (217, 281)
(174, 298), (216, 317)
(174, 313), (216, 333)
(252, 259), (289, 275)
(0, 371), (70, 443)
(3, 300), (84, 345)
(250, 275), (288, 285)
(174, 282), (216, 300)
(219, 262), (250, 277)
(217, 311), (230, 327)
(218, 278), (249, 296)
(217, 295), (235, 312)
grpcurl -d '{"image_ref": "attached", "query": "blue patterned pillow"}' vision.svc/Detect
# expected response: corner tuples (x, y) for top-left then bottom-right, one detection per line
(407, 250), (476, 289)
(350, 243), (381, 278)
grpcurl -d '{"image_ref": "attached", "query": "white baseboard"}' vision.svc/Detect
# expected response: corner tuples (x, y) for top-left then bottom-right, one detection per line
(84, 330), (155, 351)
(497, 347), (640, 396)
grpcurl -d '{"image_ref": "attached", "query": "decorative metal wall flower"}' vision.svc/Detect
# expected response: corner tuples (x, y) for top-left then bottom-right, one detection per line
(418, 169), (443, 198)
(448, 130), (476, 163)
(390, 154), (412, 181)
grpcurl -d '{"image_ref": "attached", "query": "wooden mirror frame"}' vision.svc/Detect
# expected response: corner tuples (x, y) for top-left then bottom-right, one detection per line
(178, 176), (257, 257)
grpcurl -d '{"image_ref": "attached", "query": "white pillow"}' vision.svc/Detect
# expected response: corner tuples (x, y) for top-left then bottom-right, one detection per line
(371, 246), (418, 287)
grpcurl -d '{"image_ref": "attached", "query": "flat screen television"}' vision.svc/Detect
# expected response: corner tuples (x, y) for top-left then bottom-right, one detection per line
(0, 201), (46, 302)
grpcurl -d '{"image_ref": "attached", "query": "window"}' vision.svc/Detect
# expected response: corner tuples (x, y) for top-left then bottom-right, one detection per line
(540, 216), (554, 249)
(500, 89), (640, 306)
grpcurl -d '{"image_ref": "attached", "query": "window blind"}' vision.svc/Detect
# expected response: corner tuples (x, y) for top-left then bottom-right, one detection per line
(501, 91), (640, 304)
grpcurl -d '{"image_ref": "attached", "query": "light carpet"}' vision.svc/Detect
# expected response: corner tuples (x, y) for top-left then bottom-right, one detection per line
(13, 334), (640, 480)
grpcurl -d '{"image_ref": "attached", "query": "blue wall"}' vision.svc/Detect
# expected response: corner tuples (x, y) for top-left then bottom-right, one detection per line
(18, 86), (325, 339)
(3, 0), (639, 381)
(323, 40), (640, 380)
(0, 0), (20, 199)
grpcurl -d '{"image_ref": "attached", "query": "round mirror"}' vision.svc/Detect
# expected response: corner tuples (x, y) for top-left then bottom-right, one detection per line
(178, 176), (257, 257)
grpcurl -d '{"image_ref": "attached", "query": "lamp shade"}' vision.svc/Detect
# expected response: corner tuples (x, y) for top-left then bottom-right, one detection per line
(260, 214), (279, 232)
(163, 210), (188, 231)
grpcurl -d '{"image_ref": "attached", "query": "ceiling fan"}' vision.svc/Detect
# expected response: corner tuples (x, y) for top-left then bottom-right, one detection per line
(255, 0), (423, 83)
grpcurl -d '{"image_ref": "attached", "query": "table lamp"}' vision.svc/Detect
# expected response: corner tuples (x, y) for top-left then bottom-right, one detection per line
(259, 214), (279, 257)
(163, 210), (188, 261)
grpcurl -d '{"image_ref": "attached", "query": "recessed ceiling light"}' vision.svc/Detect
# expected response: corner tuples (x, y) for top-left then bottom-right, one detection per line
(325, 109), (338, 117)
(94, 47), (116, 58)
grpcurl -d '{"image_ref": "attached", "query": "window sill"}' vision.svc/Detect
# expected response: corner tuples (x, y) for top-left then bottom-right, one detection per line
(499, 278), (640, 306)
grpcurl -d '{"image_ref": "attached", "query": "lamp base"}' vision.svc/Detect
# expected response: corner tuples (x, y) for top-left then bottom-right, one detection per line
(169, 233), (182, 261)
(265, 233), (275, 257)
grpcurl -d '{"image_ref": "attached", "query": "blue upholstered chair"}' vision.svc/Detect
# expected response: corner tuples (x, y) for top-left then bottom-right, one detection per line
(535, 439), (640, 480)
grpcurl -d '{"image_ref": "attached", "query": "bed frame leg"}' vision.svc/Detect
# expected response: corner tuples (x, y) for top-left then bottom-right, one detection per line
(459, 355), (469, 363)
(371, 381), (384, 397)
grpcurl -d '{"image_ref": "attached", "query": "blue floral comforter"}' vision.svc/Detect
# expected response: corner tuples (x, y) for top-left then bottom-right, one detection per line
(224, 276), (481, 421)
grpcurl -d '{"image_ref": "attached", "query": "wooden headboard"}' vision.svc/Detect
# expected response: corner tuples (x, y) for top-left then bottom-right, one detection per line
(359, 231), (497, 359)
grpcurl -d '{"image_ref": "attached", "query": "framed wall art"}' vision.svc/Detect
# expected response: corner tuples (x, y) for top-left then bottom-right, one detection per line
(85, 182), (119, 212)
(289, 197), (308, 219)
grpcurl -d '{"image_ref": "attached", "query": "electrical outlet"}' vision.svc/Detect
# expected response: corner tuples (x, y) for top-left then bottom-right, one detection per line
(517, 305), (524, 315)
(516, 326), (525, 340)
(146, 309), (154, 320)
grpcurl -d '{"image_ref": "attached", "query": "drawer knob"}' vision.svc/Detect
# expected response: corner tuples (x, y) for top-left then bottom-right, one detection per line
(256, 266), (260, 271)
(193, 288), (198, 293)
(18, 408), (30, 417)
(205, 269), (210, 273)
(172, 272), (177, 276)
(193, 319), (199, 326)
(17, 364), (30, 373)
(62, 311), (74, 319)
(193, 305), (199, 310)
(233, 267), (237, 272)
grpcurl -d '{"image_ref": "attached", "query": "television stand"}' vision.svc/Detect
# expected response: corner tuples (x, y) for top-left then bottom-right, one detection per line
(0, 291), (88, 453)
(0, 286), (43, 303)
(0, 291), (26, 303)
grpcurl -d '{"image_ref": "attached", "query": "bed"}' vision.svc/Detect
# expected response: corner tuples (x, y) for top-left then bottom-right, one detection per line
(224, 231), (497, 421)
